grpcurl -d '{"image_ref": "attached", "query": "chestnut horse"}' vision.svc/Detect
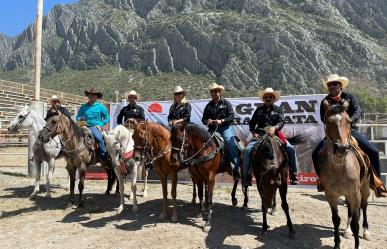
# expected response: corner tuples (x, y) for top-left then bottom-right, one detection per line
(130, 120), (179, 222)
(170, 122), (234, 232)
(251, 130), (295, 238)
(319, 101), (370, 249)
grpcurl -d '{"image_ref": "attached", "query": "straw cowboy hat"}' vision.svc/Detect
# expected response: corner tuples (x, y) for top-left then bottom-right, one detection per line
(49, 95), (62, 103)
(208, 83), (225, 94)
(84, 87), (103, 99)
(258, 88), (281, 102)
(323, 74), (349, 88)
(127, 90), (140, 99)
(173, 86), (186, 94)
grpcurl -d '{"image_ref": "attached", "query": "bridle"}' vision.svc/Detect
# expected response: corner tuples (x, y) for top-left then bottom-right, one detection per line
(14, 108), (32, 130)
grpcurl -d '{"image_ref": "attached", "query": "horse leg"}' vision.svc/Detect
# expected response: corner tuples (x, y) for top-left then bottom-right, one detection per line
(30, 157), (42, 198)
(203, 172), (215, 233)
(243, 185), (249, 208)
(348, 196), (361, 249)
(171, 171), (178, 222)
(142, 165), (149, 197)
(279, 183), (295, 238)
(327, 196), (341, 249)
(191, 179), (197, 204)
(45, 157), (55, 198)
(77, 165), (86, 208)
(131, 161), (139, 213)
(105, 168), (113, 195)
(344, 200), (353, 238)
(66, 166), (76, 205)
(159, 174), (168, 221)
(271, 191), (277, 216)
(231, 179), (238, 206)
(361, 187), (371, 241)
(113, 166), (125, 214)
(197, 179), (205, 218)
(115, 171), (120, 195)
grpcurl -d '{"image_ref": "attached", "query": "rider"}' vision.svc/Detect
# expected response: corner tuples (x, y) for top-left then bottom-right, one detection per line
(168, 86), (191, 126)
(76, 87), (110, 161)
(243, 88), (299, 186)
(202, 83), (240, 180)
(117, 90), (145, 125)
(312, 74), (387, 197)
(45, 95), (71, 121)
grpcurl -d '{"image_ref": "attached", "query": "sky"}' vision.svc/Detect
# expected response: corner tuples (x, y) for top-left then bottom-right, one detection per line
(0, 0), (79, 37)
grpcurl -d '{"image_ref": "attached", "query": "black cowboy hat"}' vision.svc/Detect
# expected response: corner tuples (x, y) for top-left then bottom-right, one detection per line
(84, 87), (103, 99)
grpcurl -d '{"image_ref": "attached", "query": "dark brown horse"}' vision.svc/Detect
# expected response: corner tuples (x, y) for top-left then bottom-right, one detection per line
(38, 114), (115, 207)
(319, 101), (370, 249)
(130, 120), (179, 222)
(251, 131), (295, 238)
(170, 122), (245, 232)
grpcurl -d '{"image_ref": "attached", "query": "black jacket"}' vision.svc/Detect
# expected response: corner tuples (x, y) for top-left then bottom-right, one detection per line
(117, 104), (145, 125)
(202, 97), (234, 131)
(320, 92), (362, 128)
(249, 104), (284, 134)
(168, 102), (191, 123)
(45, 106), (71, 121)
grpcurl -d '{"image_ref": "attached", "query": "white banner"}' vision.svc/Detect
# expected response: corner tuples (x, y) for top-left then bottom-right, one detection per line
(109, 95), (326, 183)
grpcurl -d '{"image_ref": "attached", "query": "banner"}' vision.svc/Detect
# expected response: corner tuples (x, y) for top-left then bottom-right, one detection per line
(110, 95), (326, 184)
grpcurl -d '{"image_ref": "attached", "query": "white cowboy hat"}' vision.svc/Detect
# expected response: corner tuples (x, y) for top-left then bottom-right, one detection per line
(323, 74), (349, 88)
(127, 90), (140, 99)
(50, 95), (61, 103)
(173, 86), (186, 94)
(208, 83), (225, 94)
(258, 88), (281, 102)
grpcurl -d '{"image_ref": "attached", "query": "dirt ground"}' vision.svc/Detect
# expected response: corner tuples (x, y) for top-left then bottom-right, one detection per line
(0, 151), (386, 249)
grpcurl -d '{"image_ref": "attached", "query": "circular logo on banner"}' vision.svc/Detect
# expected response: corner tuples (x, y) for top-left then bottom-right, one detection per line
(148, 103), (163, 113)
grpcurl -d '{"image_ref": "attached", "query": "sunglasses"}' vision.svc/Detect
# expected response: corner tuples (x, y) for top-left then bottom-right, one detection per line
(327, 82), (340, 87)
(263, 95), (274, 100)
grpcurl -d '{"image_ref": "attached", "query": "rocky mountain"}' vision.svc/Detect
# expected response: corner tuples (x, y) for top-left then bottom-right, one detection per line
(1, 0), (386, 93)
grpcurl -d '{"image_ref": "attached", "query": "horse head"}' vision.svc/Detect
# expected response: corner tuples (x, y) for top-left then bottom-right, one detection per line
(38, 114), (69, 143)
(170, 122), (187, 166)
(7, 105), (33, 132)
(322, 100), (351, 156)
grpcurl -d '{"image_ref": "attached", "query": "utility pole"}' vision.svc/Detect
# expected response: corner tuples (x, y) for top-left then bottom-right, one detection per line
(114, 90), (119, 103)
(29, 0), (45, 176)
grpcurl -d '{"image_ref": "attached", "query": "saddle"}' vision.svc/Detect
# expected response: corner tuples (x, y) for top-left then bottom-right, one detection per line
(350, 137), (387, 195)
(80, 126), (96, 151)
(215, 133), (243, 173)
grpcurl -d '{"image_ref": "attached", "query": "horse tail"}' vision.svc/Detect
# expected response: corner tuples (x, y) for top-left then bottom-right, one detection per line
(285, 134), (306, 145)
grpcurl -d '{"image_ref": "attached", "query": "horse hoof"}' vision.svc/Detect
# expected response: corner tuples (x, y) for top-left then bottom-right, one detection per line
(105, 191), (111, 196)
(232, 198), (238, 207)
(270, 209), (277, 216)
(363, 231), (370, 241)
(171, 215), (178, 223)
(77, 201), (84, 208)
(143, 191), (148, 198)
(289, 231), (296, 239)
(159, 212), (167, 221)
(132, 206), (139, 213)
(203, 225), (211, 233)
(30, 192), (38, 199)
(115, 191), (120, 195)
(191, 199), (196, 205)
(344, 230), (353, 239)
(45, 193), (51, 198)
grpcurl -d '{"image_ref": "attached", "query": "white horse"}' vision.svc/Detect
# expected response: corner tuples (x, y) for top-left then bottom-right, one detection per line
(7, 105), (62, 198)
(102, 125), (149, 213)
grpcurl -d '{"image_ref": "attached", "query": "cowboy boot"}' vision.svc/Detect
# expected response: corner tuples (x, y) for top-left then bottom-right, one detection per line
(290, 172), (299, 185)
(317, 179), (324, 192)
(375, 186), (387, 198)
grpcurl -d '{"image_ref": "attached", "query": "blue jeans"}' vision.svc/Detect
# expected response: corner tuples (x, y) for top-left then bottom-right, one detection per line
(243, 139), (298, 183)
(312, 129), (381, 177)
(217, 126), (239, 172)
(89, 126), (108, 161)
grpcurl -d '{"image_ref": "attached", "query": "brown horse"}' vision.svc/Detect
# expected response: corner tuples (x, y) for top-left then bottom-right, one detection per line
(130, 120), (179, 222)
(251, 130), (295, 238)
(170, 122), (242, 232)
(38, 114), (112, 207)
(319, 101), (370, 249)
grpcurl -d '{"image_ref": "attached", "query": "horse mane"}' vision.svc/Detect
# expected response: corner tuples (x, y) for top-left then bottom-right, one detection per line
(185, 123), (212, 142)
(327, 105), (346, 115)
(147, 122), (170, 138)
(64, 115), (84, 139)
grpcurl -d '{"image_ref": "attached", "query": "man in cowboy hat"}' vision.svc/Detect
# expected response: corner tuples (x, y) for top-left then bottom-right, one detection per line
(76, 87), (110, 160)
(45, 95), (71, 121)
(202, 83), (240, 180)
(312, 74), (387, 197)
(242, 88), (299, 186)
(117, 90), (145, 125)
(168, 86), (191, 126)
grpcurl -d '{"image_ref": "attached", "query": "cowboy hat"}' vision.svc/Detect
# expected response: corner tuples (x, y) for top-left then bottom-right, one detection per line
(127, 90), (140, 99)
(258, 88), (281, 102)
(84, 87), (103, 99)
(49, 95), (61, 103)
(173, 86), (186, 94)
(323, 74), (349, 88)
(208, 83), (225, 94)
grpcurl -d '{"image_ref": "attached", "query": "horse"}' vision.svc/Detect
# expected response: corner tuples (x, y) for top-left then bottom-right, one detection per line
(250, 130), (295, 238)
(37, 114), (116, 208)
(130, 120), (179, 222)
(170, 122), (239, 232)
(102, 125), (149, 213)
(7, 106), (62, 198)
(319, 101), (370, 249)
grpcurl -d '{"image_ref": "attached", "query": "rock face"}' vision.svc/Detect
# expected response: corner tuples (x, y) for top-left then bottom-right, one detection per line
(1, 0), (386, 92)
